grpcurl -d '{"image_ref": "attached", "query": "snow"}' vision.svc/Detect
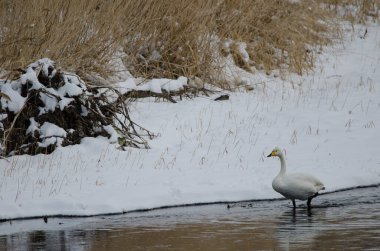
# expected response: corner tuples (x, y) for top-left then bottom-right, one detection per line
(36, 122), (67, 148)
(20, 67), (43, 90)
(40, 122), (67, 138)
(102, 125), (118, 143)
(116, 76), (188, 94)
(238, 42), (250, 62)
(0, 24), (380, 220)
(26, 118), (40, 134)
(59, 75), (86, 97)
(0, 59), (87, 117)
(0, 82), (26, 113)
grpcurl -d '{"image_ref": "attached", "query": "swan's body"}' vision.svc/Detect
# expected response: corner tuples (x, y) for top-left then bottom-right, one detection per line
(267, 148), (325, 208)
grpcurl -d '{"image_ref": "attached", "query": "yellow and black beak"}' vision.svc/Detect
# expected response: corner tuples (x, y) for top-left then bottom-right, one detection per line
(267, 151), (275, 157)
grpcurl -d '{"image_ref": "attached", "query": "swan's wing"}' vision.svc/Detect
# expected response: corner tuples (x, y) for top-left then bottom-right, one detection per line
(290, 173), (325, 190)
(277, 178), (316, 199)
(277, 173), (325, 200)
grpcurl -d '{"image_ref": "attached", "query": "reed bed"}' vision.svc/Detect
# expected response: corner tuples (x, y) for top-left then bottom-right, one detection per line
(0, 0), (378, 86)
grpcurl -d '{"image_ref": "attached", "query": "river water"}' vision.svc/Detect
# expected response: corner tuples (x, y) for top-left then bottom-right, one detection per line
(1, 185), (379, 251)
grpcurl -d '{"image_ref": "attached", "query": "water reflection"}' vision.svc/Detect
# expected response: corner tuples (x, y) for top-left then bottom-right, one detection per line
(274, 198), (380, 251)
(275, 208), (325, 250)
(0, 230), (92, 251)
(0, 186), (379, 251)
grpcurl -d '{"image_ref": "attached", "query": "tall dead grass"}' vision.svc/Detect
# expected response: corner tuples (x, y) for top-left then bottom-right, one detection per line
(0, 0), (128, 79)
(0, 0), (375, 86)
(120, 0), (337, 81)
(120, 0), (220, 81)
(216, 0), (337, 75)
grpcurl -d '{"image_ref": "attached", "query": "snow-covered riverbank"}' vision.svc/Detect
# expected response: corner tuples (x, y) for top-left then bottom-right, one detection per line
(0, 24), (379, 220)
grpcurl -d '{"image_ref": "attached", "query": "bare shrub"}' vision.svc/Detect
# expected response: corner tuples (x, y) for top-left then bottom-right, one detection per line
(0, 59), (150, 156)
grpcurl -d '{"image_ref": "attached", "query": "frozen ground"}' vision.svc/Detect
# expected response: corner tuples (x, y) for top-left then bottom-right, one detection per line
(0, 24), (379, 220)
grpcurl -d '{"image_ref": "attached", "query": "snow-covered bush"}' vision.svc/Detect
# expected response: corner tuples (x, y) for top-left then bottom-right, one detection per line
(0, 59), (150, 156)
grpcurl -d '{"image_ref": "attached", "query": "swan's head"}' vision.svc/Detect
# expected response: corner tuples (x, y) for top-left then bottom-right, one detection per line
(267, 147), (283, 158)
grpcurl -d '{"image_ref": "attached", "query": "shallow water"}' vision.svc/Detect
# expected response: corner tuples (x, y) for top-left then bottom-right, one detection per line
(1, 186), (379, 251)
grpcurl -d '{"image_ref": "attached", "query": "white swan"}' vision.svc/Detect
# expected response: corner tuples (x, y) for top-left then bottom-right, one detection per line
(267, 147), (325, 208)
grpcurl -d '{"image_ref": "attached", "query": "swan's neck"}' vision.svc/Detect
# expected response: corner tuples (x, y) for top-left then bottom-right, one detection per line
(278, 155), (286, 177)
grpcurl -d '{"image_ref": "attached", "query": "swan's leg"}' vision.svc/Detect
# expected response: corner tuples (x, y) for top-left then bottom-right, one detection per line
(307, 192), (319, 209)
(292, 199), (296, 208)
(307, 197), (312, 208)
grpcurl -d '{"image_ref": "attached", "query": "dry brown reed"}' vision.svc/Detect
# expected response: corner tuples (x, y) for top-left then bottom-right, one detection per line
(0, 0), (377, 87)
(120, 0), (338, 81)
(216, 0), (338, 75)
(120, 0), (220, 81)
(0, 0), (128, 79)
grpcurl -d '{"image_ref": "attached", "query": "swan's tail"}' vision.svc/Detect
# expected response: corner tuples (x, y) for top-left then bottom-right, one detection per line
(316, 181), (325, 191)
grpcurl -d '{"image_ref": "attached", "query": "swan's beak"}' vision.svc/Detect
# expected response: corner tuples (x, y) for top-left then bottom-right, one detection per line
(267, 151), (274, 157)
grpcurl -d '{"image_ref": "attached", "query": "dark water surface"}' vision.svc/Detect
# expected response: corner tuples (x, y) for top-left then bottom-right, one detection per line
(1, 186), (379, 251)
